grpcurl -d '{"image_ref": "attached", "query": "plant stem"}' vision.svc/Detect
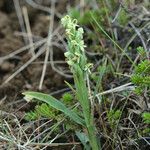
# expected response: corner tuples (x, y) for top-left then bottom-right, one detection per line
(61, 15), (101, 149)
(73, 65), (100, 150)
(88, 125), (100, 150)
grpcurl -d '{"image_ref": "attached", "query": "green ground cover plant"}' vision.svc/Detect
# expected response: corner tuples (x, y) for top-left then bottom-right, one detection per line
(131, 47), (150, 95)
(142, 112), (150, 134)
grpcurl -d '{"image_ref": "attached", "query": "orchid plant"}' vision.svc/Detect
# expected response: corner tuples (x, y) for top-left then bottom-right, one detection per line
(23, 15), (100, 150)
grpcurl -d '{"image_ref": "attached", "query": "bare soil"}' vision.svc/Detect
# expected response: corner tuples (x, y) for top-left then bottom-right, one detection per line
(0, 0), (68, 111)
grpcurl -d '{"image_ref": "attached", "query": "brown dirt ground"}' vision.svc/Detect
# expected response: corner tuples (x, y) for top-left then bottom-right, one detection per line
(0, 0), (71, 114)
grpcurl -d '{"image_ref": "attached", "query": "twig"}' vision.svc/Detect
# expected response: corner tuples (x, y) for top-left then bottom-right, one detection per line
(39, 0), (55, 90)
(112, 4), (122, 23)
(22, 6), (35, 56)
(13, 0), (27, 44)
(129, 22), (149, 59)
(25, 0), (62, 18)
(96, 82), (134, 97)
(0, 38), (46, 62)
(3, 45), (46, 84)
(28, 142), (81, 147)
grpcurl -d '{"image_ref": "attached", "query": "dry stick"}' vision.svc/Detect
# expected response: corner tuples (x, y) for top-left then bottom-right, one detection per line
(4, 120), (17, 141)
(26, 3), (73, 79)
(3, 45), (46, 84)
(130, 22), (149, 59)
(27, 24), (72, 78)
(50, 33), (73, 77)
(0, 135), (25, 150)
(28, 142), (81, 147)
(22, 6), (35, 56)
(112, 4), (122, 23)
(32, 60), (66, 65)
(40, 135), (60, 150)
(0, 29), (63, 62)
(25, 0), (62, 18)
(129, 22), (150, 71)
(31, 123), (55, 142)
(14, 31), (42, 41)
(41, 2), (71, 81)
(13, 0), (27, 45)
(48, 31), (73, 78)
(1, 114), (28, 148)
(128, 113), (150, 146)
(14, 119), (29, 144)
(117, 22), (150, 71)
(39, 0), (55, 90)
(0, 39), (46, 61)
(27, 119), (53, 143)
(55, 32), (68, 52)
(24, 119), (66, 149)
(49, 45), (73, 78)
(0, 30), (64, 84)
(39, 0), (72, 89)
(96, 82), (134, 97)
(38, 47), (50, 89)
(91, 13), (134, 65)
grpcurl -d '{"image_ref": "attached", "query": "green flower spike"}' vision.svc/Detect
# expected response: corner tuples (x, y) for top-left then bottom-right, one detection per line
(61, 15), (100, 150)
(61, 15), (91, 74)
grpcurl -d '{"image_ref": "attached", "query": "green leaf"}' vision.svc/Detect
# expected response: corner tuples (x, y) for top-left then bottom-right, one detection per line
(76, 131), (91, 150)
(61, 93), (73, 104)
(25, 111), (39, 121)
(142, 112), (150, 124)
(35, 103), (57, 118)
(23, 92), (85, 127)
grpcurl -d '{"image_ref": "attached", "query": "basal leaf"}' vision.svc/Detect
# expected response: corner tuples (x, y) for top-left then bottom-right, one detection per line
(23, 91), (85, 126)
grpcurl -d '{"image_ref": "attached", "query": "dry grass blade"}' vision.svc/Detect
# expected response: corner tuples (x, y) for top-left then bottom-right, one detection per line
(39, 0), (55, 90)
(3, 44), (46, 84)
(13, 0), (27, 44)
(96, 82), (134, 97)
(22, 6), (35, 56)
(0, 38), (46, 62)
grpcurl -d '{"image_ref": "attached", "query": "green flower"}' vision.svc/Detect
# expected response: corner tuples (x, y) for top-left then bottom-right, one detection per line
(61, 15), (92, 74)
